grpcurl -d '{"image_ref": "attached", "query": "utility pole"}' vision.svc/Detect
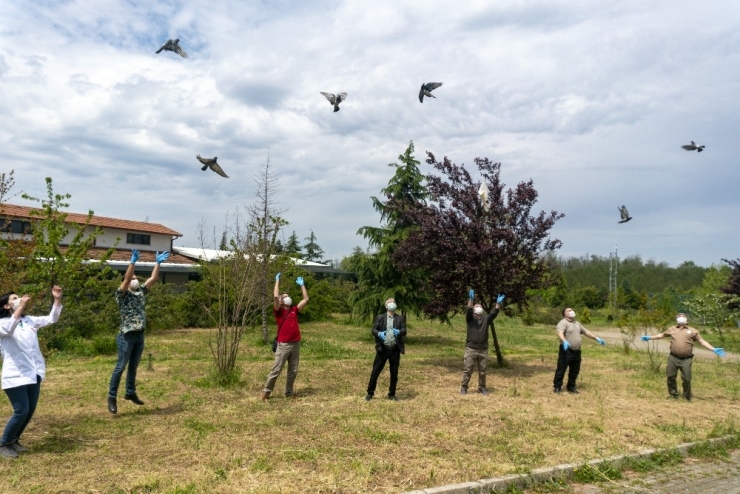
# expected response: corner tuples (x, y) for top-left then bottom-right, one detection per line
(609, 246), (618, 313)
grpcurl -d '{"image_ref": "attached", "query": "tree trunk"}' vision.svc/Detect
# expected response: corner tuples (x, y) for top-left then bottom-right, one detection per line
(489, 321), (504, 367)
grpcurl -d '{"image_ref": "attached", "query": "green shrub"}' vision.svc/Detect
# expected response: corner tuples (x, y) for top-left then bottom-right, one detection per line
(580, 307), (591, 324)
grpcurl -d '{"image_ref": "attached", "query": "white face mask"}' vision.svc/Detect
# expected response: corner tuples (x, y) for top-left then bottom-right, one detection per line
(677, 317), (687, 325)
(282, 297), (292, 306)
(473, 306), (484, 315)
(12, 298), (21, 311)
(386, 302), (397, 311)
(129, 279), (140, 291)
(567, 310), (576, 318)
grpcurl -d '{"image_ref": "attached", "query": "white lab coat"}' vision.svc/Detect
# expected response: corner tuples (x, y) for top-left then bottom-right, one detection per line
(0, 305), (62, 389)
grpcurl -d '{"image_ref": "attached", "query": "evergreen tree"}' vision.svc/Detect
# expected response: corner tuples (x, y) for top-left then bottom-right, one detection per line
(352, 141), (429, 320)
(303, 230), (324, 262)
(284, 230), (302, 256)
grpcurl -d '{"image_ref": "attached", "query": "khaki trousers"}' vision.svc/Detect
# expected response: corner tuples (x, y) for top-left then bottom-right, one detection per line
(263, 342), (300, 396)
(461, 347), (489, 390)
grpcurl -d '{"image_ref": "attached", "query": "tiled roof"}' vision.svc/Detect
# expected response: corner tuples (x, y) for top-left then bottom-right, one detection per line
(77, 247), (197, 265)
(0, 203), (182, 236)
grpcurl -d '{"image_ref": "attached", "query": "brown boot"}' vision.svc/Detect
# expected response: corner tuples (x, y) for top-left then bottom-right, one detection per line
(261, 392), (270, 402)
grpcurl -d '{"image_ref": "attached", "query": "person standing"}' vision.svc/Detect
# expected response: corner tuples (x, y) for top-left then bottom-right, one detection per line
(553, 307), (605, 394)
(641, 312), (726, 401)
(262, 273), (309, 401)
(365, 298), (406, 401)
(0, 285), (63, 458)
(461, 290), (504, 395)
(107, 249), (169, 414)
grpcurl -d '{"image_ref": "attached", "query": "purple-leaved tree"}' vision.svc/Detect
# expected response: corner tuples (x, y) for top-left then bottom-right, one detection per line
(391, 152), (564, 365)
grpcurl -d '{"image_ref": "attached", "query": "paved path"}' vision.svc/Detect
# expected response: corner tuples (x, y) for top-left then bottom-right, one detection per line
(569, 449), (740, 494)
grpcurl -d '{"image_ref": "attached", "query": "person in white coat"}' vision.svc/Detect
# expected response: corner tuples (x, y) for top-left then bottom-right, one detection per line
(0, 286), (63, 459)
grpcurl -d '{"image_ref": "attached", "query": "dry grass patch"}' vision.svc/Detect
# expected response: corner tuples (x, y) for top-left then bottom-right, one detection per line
(0, 316), (738, 493)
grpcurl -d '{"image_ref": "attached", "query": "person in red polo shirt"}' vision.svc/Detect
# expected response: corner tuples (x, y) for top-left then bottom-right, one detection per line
(261, 272), (309, 401)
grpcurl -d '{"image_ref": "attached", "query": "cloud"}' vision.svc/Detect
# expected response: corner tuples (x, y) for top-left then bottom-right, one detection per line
(1, 0), (739, 267)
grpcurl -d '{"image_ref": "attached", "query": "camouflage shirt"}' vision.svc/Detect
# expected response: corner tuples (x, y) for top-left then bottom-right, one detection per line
(116, 286), (148, 333)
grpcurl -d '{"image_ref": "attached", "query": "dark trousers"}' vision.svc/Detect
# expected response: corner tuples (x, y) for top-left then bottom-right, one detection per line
(553, 346), (581, 391)
(109, 330), (145, 399)
(666, 354), (693, 399)
(1, 375), (41, 445)
(367, 348), (401, 397)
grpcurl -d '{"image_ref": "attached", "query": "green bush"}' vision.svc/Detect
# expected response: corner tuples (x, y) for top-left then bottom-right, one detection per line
(580, 307), (591, 324)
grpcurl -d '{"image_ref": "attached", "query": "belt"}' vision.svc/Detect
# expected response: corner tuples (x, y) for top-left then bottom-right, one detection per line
(670, 353), (693, 360)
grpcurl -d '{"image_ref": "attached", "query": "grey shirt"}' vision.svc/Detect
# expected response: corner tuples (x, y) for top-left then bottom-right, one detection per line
(556, 318), (586, 350)
(465, 307), (499, 351)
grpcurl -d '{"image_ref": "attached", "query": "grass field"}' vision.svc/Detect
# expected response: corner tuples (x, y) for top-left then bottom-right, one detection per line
(1, 315), (738, 493)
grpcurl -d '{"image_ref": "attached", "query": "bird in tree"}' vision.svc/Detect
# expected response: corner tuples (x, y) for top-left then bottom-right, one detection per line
(618, 205), (632, 224)
(197, 155), (229, 178)
(156, 38), (189, 58)
(682, 141), (705, 152)
(419, 82), (443, 103)
(320, 92), (347, 112)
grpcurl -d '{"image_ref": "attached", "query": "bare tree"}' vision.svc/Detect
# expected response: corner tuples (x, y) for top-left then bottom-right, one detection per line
(248, 154), (287, 344)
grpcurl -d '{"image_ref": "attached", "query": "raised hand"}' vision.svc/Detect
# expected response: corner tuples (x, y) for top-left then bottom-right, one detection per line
(296, 277), (304, 287)
(275, 272), (281, 281)
(156, 251), (170, 264)
(130, 249), (140, 264)
(468, 289), (475, 301)
(51, 285), (63, 300)
(496, 294), (505, 304)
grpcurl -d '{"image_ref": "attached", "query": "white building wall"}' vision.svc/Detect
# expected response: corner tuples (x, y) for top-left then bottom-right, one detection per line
(60, 226), (172, 251)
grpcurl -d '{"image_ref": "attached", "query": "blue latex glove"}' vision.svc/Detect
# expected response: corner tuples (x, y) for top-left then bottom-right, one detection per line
(393, 328), (400, 337)
(378, 331), (386, 341)
(497, 294), (505, 304)
(640, 335), (651, 342)
(596, 337), (605, 345)
(275, 272), (281, 281)
(468, 289), (475, 301)
(155, 251), (170, 264)
(130, 249), (140, 264)
(296, 277), (304, 287)
(714, 348), (726, 357)
(562, 341), (570, 351)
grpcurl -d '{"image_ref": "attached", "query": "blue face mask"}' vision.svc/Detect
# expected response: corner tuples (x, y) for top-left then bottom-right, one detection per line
(386, 303), (397, 312)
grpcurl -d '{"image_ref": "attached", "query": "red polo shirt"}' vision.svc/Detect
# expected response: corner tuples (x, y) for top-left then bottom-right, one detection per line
(274, 306), (301, 343)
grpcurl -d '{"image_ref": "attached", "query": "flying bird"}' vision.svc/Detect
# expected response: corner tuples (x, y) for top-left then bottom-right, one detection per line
(478, 182), (490, 212)
(419, 82), (443, 103)
(197, 155), (229, 178)
(156, 38), (189, 58)
(618, 205), (632, 224)
(682, 141), (705, 152)
(320, 92), (347, 112)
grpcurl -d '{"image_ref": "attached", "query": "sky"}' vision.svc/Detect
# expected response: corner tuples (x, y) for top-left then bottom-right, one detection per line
(2, 0), (739, 268)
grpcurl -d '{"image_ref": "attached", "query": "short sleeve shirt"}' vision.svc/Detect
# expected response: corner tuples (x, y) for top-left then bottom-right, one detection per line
(274, 306), (301, 343)
(556, 318), (585, 350)
(116, 287), (148, 333)
(664, 325), (700, 357)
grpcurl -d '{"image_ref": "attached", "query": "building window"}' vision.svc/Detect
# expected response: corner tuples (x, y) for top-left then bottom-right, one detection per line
(127, 233), (151, 245)
(0, 219), (32, 234)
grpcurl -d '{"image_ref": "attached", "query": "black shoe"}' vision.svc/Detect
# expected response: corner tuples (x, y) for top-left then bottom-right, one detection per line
(124, 394), (144, 406)
(567, 388), (579, 394)
(460, 387), (468, 395)
(388, 395), (398, 401)
(478, 388), (489, 396)
(107, 397), (117, 414)
(364, 394), (373, 401)
(553, 387), (561, 394)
